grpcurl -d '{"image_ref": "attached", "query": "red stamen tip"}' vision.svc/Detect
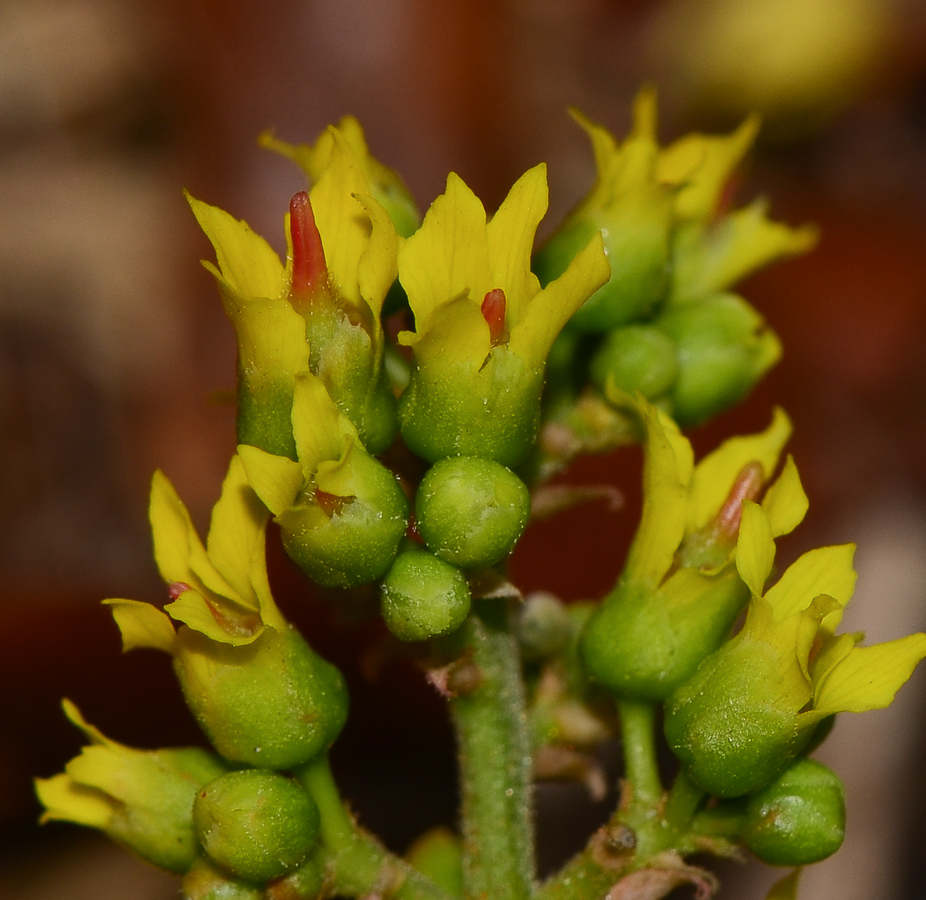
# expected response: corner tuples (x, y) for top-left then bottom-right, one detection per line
(289, 191), (327, 302)
(168, 581), (191, 601)
(315, 488), (353, 518)
(481, 288), (507, 345)
(716, 461), (765, 539)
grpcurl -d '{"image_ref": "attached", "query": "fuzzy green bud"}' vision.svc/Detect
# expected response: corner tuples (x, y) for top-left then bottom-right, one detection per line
(580, 568), (749, 702)
(277, 447), (409, 589)
(655, 293), (781, 427)
(193, 770), (321, 884)
(182, 856), (263, 900)
(663, 633), (814, 798)
(742, 758), (846, 866)
(174, 624), (348, 769)
(380, 549), (472, 641)
(588, 325), (679, 400)
(415, 456), (531, 570)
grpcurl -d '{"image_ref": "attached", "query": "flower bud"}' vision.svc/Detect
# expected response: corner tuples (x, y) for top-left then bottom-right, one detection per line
(415, 456), (531, 570)
(517, 591), (573, 662)
(580, 568), (749, 702)
(742, 758), (846, 866)
(276, 446), (409, 588)
(173, 624), (348, 769)
(182, 856), (263, 900)
(655, 293), (781, 427)
(35, 701), (229, 874)
(662, 620), (814, 798)
(193, 770), (321, 884)
(588, 325), (679, 401)
(380, 549), (472, 642)
(405, 827), (465, 899)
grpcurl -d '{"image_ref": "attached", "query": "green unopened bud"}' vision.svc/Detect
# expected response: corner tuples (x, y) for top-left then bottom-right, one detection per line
(265, 853), (326, 900)
(415, 456), (530, 570)
(277, 447), (409, 589)
(580, 568), (748, 702)
(35, 701), (229, 874)
(194, 770), (321, 884)
(405, 828), (465, 899)
(589, 325), (679, 400)
(743, 758), (846, 866)
(517, 591), (573, 662)
(663, 629), (813, 798)
(381, 549), (472, 641)
(182, 856), (263, 900)
(655, 293), (781, 427)
(174, 624), (348, 769)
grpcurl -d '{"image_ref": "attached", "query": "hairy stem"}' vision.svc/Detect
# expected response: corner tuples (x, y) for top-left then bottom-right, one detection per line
(296, 754), (452, 900)
(450, 600), (535, 900)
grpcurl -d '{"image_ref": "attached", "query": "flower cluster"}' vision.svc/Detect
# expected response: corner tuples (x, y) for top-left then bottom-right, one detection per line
(35, 102), (926, 900)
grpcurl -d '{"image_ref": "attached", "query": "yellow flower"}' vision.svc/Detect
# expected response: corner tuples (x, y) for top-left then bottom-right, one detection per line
(397, 164), (610, 465)
(665, 498), (926, 797)
(581, 392), (802, 700)
(105, 456), (348, 769)
(189, 121), (400, 454)
(35, 700), (228, 873)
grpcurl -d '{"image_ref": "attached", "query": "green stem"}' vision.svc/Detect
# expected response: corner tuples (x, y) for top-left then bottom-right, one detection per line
(450, 600), (535, 900)
(296, 754), (452, 900)
(662, 768), (706, 835)
(616, 700), (662, 809)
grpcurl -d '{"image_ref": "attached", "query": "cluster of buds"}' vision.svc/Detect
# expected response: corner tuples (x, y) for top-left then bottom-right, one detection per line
(34, 99), (926, 899)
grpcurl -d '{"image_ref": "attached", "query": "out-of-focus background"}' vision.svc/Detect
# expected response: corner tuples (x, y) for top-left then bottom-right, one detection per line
(3, 1), (926, 898)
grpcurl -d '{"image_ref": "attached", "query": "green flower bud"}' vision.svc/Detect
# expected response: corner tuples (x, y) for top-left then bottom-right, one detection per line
(517, 591), (573, 662)
(742, 758), (846, 866)
(380, 549), (472, 641)
(588, 325), (679, 400)
(194, 770), (321, 884)
(182, 856), (263, 900)
(655, 293), (781, 427)
(663, 626), (814, 798)
(265, 853), (326, 900)
(174, 624), (348, 769)
(581, 568), (749, 702)
(405, 828), (465, 899)
(415, 456), (530, 570)
(533, 95), (673, 333)
(276, 446), (409, 588)
(35, 701), (229, 874)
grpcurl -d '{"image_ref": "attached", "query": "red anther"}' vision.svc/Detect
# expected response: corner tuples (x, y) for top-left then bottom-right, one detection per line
(715, 461), (765, 539)
(481, 288), (508, 345)
(168, 581), (191, 600)
(315, 488), (353, 518)
(289, 191), (327, 303)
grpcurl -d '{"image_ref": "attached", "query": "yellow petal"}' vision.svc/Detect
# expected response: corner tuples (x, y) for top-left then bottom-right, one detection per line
(203, 456), (270, 614)
(186, 193), (284, 300)
(238, 444), (305, 517)
(35, 773), (113, 829)
(356, 192), (399, 323)
(765, 868), (802, 900)
(398, 172), (492, 333)
(486, 163), (547, 324)
(736, 499), (775, 597)
(762, 455), (809, 537)
(400, 295), (491, 370)
(509, 230), (609, 369)
(764, 545), (856, 622)
(620, 395), (693, 586)
(164, 587), (262, 646)
(813, 633), (926, 715)
(103, 598), (176, 653)
(291, 371), (355, 473)
(688, 407), (791, 532)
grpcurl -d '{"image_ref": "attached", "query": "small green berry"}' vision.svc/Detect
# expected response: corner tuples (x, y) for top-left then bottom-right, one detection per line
(415, 456), (530, 570)
(381, 549), (471, 641)
(743, 758), (846, 866)
(193, 770), (320, 884)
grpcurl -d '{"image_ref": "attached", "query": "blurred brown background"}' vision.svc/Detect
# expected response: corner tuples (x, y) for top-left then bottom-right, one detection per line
(3, 1), (926, 898)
